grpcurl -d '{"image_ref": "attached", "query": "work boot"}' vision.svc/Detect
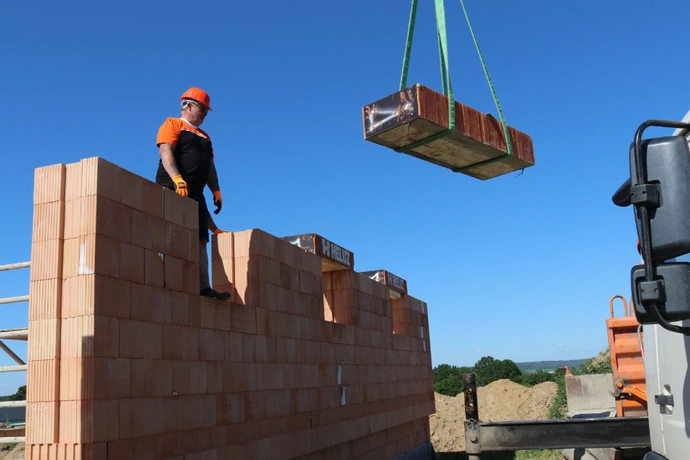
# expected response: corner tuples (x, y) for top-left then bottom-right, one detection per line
(200, 287), (231, 301)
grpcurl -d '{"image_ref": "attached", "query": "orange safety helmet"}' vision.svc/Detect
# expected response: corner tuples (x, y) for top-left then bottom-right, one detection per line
(180, 87), (213, 111)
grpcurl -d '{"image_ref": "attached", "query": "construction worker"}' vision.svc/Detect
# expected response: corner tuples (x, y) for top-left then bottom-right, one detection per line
(155, 87), (231, 300)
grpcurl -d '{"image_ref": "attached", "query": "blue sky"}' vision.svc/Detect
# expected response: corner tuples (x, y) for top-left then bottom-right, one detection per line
(2, 0), (689, 395)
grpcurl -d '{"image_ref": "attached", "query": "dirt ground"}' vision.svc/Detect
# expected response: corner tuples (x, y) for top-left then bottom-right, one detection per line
(0, 443), (25, 460)
(429, 379), (559, 453)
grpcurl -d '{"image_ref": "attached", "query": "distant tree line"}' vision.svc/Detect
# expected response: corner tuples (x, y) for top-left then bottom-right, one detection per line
(433, 353), (612, 399)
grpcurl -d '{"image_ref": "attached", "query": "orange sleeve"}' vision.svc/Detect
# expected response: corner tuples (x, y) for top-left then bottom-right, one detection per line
(156, 118), (181, 147)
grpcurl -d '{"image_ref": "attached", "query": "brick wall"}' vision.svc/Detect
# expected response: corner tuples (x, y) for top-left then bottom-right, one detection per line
(25, 157), (435, 459)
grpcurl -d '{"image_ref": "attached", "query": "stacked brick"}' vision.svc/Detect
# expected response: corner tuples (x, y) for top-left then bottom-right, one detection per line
(26, 158), (435, 459)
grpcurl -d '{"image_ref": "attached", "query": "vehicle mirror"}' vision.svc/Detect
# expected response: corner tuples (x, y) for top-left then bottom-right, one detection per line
(631, 262), (690, 323)
(629, 135), (690, 261)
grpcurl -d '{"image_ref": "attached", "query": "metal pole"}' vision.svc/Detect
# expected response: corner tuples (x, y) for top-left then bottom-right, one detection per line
(0, 328), (28, 340)
(0, 340), (25, 365)
(0, 261), (30, 272)
(0, 365), (27, 373)
(0, 400), (26, 408)
(0, 437), (25, 444)
(464, 373), (481, 460)
(0, 295), (29, 305)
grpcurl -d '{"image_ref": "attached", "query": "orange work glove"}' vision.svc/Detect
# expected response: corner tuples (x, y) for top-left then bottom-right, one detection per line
(213, 190), (223, 214)
(171, 175), (188, 197)
(213, 228), (225, 235)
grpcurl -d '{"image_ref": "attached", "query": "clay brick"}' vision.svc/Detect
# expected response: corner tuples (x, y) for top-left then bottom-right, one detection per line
(92, 315), (119, 357)
(150, 217), (172, 255)
(230, 304), (257, 334)
(119, 319), (162, 359)
(232, 281), (258, 306)
(60, 238), (80, 280)
(225, 332), (243, 362)
(28, 318), (59, 361)
(163, 187), (198, 230)
(119, 242), (144, 283)
(232, 256), (259, 285)
(59, 357), (78, 401)
(199, 328), (226, 361)
(34, 163), (66, 205)
(80, 157), (122, 202)
(94, 198), (132, 243)
(76, 234), (120, 279)
(144, 249), (165, 287)
(139, 398), (166, 437)
(182, 259), (200, 295)
(256, 362), (284, 391)
(232, 230), (251, 257)
(170, 291), (190, 326)
(164, 255), (185, 292)
(80, 399), (119, 443)
(170, 223), (193, 261)
(90, 357), (131, 400)
(211, 258), (233, 294)
(59, 400), (78, 443)
(189, 294), (201, 327)
(121, 169), (165, 219)
(63, 198), (81, 240)
(26, 401), (57, 444)
(258, 283), (278, 311)
(151, 287), (172, 323)
(29, 279), (60, 320)
(131, 209), (153, 250)
(241, 334), (256, 362)
(63, 161), (83, 202)
(90, 275), (130, 318)
(211, 231), (234, 260)
(130, 283), (153, 321)
(33, 201), (65, 243)
(162, 324), (199, 360)
(30, 238), (63, 281)
(27, 359), (57, 402)
(119, 398), (145, 439)
(207, 361), (223, 393)
(172, 360), (207, 395)
(130, 359), (172, 397)
(155, 432), (181, 459)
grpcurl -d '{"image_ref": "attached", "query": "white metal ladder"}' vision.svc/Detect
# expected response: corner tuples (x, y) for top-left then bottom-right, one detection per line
(0, 261), (30, 444)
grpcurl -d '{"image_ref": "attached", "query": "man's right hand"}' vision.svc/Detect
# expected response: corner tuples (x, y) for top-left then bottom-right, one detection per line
(171, 175), (188, 197)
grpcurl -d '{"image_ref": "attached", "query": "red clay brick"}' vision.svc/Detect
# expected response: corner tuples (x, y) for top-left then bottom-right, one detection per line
(80, 157), (122, 202)
(34, 163), (66, 205)
(162, 324), (199, 360)
(151, 287), (172, 323)
(29, 279), (60, 320)
(182, 259), (200, 295)
(199, 328), (226, 361)
(144, 249), (165, 287)
(119, 319), (162, 359)
(33, 201), (65, 243)
(30, 239), (63, 282)
(119, 242), (144, 283)
(170, 291), (191, 326)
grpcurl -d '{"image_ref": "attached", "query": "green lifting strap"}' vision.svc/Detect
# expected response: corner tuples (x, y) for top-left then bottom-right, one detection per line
(397, 0), (456, 153)
(454, 0), (513, 173)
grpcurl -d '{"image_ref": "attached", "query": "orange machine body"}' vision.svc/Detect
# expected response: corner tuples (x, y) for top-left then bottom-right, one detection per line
(606, 295), (647, 417)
